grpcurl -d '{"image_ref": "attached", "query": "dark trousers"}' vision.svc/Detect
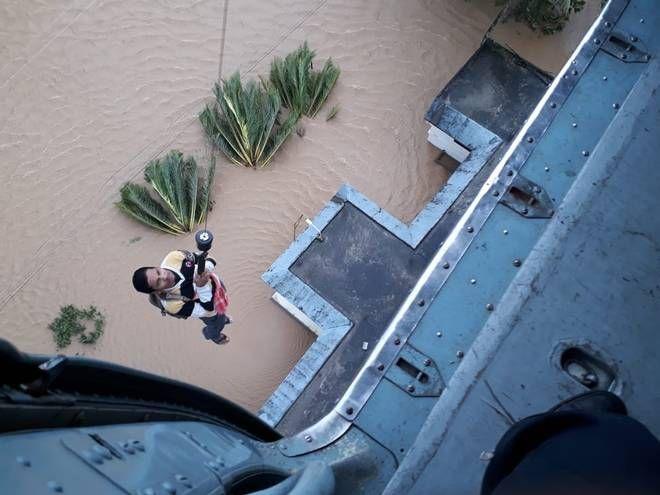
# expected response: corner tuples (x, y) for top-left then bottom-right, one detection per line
(482, 409), (660, 495)
(200, 314), (230, 342)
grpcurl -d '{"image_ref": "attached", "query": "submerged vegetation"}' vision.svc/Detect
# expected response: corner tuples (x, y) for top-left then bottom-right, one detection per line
(200, 42), (340, 168)
(116, 150), (215, 234)
(199, 74), (298, 168)
(269, 42), (341, 118)
(495, 0), (587, 35)
(49, 305), (105, 349)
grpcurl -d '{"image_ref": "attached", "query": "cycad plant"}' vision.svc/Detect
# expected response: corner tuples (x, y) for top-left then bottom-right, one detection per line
(116, 150), (215, 235)
(496, 0), (586, 35)
(199, 72), (298, 168)
(269, 42), (340, 118)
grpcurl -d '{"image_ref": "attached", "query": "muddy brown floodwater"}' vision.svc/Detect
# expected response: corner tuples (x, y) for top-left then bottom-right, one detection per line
(0, 0), (600, 412)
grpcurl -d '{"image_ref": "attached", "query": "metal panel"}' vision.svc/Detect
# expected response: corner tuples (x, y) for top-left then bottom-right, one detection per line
(354, 379), (437, 463)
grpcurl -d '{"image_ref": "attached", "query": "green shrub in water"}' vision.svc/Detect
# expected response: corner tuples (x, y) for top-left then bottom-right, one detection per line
(49, 305), (105, 349)
(116, 150), (215, 234)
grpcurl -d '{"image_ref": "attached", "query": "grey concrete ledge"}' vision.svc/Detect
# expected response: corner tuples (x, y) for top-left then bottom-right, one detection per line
(258, 109), (501, 427)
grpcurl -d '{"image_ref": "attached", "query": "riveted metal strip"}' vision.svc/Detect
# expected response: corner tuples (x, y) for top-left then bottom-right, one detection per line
(277, 0), (630, 457)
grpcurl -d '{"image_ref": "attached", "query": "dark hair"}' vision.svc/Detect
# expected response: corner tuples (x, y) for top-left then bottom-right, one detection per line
(132, 267), (154, 293)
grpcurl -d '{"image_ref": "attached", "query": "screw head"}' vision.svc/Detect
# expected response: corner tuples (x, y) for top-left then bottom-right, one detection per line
(467, 226), (474, 233)
(493, 190), (500, 197)
(424, 358), (432, 366)
(621, 53), (627, 60)
(436, 331), (443, 338)
(470, 278), (477, 285)
(630, 35), (637, 42)
(456, 351), (464, 359)
(593, 38), (600, 45)
(582, 150), (590, 157)
(346, 407), (354, 415)
(613, 103), (620, 109)
(526, 136), (534, 143)
(603, 76), (608, 81)
(304, 434), (313, 443)
(544, 166), (550, 172)
(513, 258), (522, 267)
(572, 69), (578, 76)
(162, 482), (177, 494)
(486, 303), (494, 311)
(418, 299), (425, 307)
(640, 18), (645, 23)
(503, 229), (509, 235)
(507, 170), (513, 176)
(522, 208), (529, 215)
(443, 261), (450, 269)
(572, 122), (578, 128)
(16, 457), (31, 467)
(604, 21), (611, 27)
(394, 337), (401, 345)
(407, 384), (416, 393)
(47, 481), (63, 493)
(377, 363), (385, 371)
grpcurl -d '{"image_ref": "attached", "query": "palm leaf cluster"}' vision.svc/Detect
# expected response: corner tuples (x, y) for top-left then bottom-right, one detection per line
(269, 42), (340, 118)
(200, 43), (340, 168)
(497, 0), (586, 35)
(199, 73), (298, 168)
(116, 150), (215, 235)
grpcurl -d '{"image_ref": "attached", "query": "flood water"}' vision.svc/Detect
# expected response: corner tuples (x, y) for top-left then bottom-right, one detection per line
(0, 0), (599, 412)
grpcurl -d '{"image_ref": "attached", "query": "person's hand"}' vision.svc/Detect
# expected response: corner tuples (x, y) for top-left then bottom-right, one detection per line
(194, 271), (210, 287)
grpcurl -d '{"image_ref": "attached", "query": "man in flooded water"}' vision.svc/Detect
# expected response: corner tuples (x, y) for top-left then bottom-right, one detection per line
(132, 250), (231, 345)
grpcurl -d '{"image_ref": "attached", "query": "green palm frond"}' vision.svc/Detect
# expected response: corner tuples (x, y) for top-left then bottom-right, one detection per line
(200, 72), (295, 168)
(116, 151), (215, 235)
(269, 42), (340, 118)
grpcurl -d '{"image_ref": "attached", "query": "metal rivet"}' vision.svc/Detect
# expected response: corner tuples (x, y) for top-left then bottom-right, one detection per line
(533, 186), (541, 193)
(582, 150), (589, 157)
(630, 35), (637, 42)
(526, 136), (534, 143)
(486, 303), (494, 311)
(47, 481), (63, 493)
(418, 299), (425, 307)
(93, 445), (113, 460)
(621, 53), (627, 60)
(281, 445), (288, 450)
(144, 489), (156, 495)
(644, 54), (651, 61)
(443, 261), (450, 269)
(424, 359), (432, 366)
(507, 170), (513, 176)
(572, 69), (578, 76)
(503, 229), (509, 235)
(162, 482), (177, 495)
(16, 456), (31, 467)
(175, 475), (188, 482)
(346, 407), (354, 415)
(640, 18), (645, 23)
(407, 384), (416, 393)
(470, 278), (477, 285)
(304, 434), (313, 443)
(522, 208), (529, 215)
(593, 38), (600, 45)
(467, 226), (474, 233)
(572, 122), (577, 128)
(208, 461), (219, 469)
(377, 363), (385, 371)
(394, 337), (401, 345)
(602, 76), (608, 81)
(513, 258), (522, 267)
(550, 102), (556, 108)
(493, 190), (500, 197)
(613, 103), (620, 109)
(456, 351), (464, 359)
(436, 331), (442, 338)
(605, 21), (611, 27)
(544, 166), (550, 172)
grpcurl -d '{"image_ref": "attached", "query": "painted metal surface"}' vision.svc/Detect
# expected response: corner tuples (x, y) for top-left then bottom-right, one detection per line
(278, 0), (631, 456)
